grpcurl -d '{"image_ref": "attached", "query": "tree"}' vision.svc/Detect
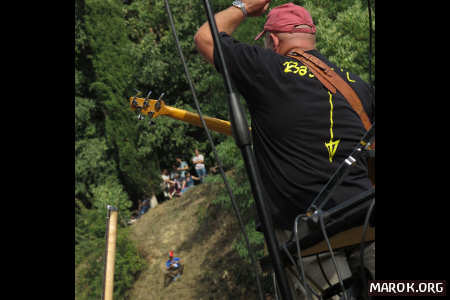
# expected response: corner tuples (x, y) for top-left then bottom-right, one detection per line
(74, 0), (375, 297)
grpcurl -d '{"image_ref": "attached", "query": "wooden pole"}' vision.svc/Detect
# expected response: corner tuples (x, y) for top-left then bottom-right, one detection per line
(102, 205), (118, 300)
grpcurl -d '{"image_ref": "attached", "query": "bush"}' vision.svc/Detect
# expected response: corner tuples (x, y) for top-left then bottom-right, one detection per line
(75, 227), (146, 300)
(75, 178), (146, 300)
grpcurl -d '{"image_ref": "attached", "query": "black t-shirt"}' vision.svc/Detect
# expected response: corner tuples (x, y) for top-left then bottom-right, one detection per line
(213, 32), (374, 230)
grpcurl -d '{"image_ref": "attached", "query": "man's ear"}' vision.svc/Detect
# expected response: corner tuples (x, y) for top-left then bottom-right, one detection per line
(270, 33), (280, 52)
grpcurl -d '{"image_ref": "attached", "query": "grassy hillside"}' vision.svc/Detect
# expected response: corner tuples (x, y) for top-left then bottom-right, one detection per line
(127, 181), (264, 300)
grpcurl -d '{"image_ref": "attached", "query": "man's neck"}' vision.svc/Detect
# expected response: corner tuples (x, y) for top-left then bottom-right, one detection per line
(282, 46), (315, 56)
(276, 35), (316, 56)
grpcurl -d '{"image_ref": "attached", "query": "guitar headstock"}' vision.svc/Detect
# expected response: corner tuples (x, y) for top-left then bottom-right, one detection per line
(129, 91), (167, 123)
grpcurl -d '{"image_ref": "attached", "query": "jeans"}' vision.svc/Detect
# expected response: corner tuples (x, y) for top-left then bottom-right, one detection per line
(195, 167), (207, 182)
(139, 206), (149, 216)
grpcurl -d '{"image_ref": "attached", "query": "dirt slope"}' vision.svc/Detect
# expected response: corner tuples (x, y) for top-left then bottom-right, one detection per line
(127, 182), (261, 300)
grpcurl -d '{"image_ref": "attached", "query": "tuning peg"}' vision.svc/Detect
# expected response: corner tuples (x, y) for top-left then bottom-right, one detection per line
(147, 111), (155, 126)
(135, 104), (144, 120)
(131, 89), (143, 108)
(143, 90), (152, 108)
(154, 92), (165, 112)
(131, 94), (138, 107)
(155, 101), (161, 112)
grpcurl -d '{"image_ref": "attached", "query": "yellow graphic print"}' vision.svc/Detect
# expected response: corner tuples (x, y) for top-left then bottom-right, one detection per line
(324, 91), (340, 162)
(281, 61), (358, 162)
(283, 61), (314, 78)
(346, 72), (356, 82)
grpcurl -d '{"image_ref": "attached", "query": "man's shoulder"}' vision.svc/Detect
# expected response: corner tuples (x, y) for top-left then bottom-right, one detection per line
(216, 32), (280, 63)
(309, 49), (368, 86)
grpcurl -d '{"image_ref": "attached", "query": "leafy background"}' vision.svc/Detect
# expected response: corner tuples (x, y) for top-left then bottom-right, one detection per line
(75, 0), (374, 298)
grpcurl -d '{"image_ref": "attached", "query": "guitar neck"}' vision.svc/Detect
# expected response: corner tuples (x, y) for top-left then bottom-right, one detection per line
(164, 105), (233, 136)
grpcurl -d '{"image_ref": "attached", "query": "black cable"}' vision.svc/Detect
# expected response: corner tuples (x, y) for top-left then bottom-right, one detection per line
(367, 0), (373, 87)
(282, 244), (321, 300)
(316, 253), (333, 288)
(318, 212), (348, 300)
(307, 123), (375, 213)
(292, 214), (323, 300)
(359, 199), (375, 300)
(365, 3), (374, 297)
(281, 245), (303, 297)
(163, 1), (264, 300)
(201, 1), (294, 299)
(272, 271), (280, 300)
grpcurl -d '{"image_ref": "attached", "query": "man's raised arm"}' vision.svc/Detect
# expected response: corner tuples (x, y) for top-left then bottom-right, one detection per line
(194, 0), (270, 64)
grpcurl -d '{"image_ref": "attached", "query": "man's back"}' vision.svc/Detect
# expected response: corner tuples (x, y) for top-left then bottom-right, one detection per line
(214, 33), (374, 229)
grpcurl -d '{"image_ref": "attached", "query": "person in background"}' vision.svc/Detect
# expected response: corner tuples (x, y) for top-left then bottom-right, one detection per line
(172, 173), (183, 197)
(138, 197), (150, 217)
(168, 165), (182, 198)
(181, 172), (200, 193)
(170, 164), (179, 181)
(161, 169), (175, 200)
(164, 251), (184, 287)
(176, 157), (189, 189)
(192, 148), (207, 183)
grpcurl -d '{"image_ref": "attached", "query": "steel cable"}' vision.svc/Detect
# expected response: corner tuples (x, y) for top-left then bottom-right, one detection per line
(163, 1), (264, 299)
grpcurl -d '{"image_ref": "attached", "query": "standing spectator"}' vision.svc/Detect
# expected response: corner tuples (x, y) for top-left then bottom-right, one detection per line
(192, 148), (207, 183)
(176, 157), (189, 188)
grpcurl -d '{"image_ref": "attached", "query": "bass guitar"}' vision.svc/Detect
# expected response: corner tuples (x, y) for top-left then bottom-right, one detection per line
(129, 95), (235, 136)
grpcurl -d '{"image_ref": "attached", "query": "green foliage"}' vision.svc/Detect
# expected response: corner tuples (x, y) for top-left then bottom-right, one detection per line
(75, 0), (374, 297)
(205, 136), (253, 211)
(304, 0), (375, 83)
(75, 226), (146, 300)
(111, 229), (147, 298)
(233, 220), (265, 262)
(75, 178), (145, 300)
(91, 177), (132, 222)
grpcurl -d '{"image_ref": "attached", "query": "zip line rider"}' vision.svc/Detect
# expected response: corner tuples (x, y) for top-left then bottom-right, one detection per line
(166, 251), (183, 272)
(164, 251), (184, 286)
(194, 1), (374, 299)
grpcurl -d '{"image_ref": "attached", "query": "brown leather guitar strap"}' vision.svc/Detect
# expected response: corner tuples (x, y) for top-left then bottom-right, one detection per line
(287, 49), (375, 185)
(287, 48), (374, 149)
